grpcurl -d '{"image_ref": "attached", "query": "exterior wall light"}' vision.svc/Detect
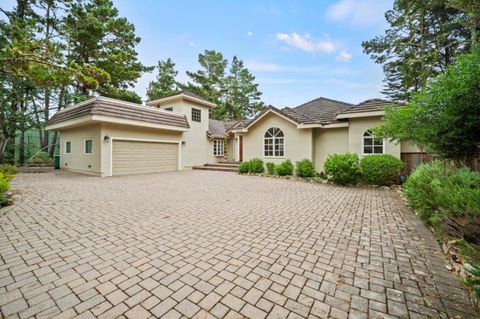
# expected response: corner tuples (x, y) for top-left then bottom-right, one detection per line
(104, 135), (110, 143)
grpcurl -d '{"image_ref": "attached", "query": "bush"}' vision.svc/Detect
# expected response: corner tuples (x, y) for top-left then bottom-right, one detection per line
(275, 160), (293, 176)
(323, 153), (359, 184)
(237, 159), (264, 174)
(0, 165), (17, 181)
(296, 159), (316, 178)
(248, 158), (264, 173)
(404, 162), (480, 225)
(266, 162), (275, 175)
(359, 154), (403, 185)
(238, 161), (250, 174)
(0, 176), (9, 194)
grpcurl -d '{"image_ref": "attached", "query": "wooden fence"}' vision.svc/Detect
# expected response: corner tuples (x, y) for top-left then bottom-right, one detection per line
(401, 152), (480, 175)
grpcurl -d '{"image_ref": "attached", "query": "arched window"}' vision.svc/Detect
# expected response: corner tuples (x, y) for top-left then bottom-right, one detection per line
(363, 130), (384, 154)
(264, 127), (284, 157)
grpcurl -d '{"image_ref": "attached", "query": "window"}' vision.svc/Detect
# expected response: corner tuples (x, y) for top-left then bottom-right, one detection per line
(65, 141), (71, 154)
(84, 139), (93, 154)
(213, 139), (224, 157)
(192, 108), (201, 122)
(164, 107), (173, 111)
(264, 127), (284, 157)
(363, 130), (384, 154)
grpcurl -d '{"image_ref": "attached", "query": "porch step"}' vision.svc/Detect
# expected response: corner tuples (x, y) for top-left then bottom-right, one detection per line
(192, 162), (240, 172)
(219, 160), (241, 164)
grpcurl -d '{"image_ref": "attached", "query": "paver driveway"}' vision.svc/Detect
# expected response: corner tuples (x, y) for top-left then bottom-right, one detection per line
(0, 170), (477, 319)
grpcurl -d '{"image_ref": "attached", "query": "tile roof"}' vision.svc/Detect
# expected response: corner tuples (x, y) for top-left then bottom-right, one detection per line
(147, 90), (216, 108)
(291, 97), (353, 124)
(47, 97), (190, 129)
(338, 98), (395, 115)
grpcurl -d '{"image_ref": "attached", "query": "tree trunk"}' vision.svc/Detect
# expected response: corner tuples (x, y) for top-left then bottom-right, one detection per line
(43, 89), (50, 149)
(0, 137), (10, 164)
(18, 129), (25, 164)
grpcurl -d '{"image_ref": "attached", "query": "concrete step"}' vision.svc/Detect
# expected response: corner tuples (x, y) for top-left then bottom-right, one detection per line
(192, 166), (237, 172)
(219, 160), (242, 164)
(204, 163), (239, 168)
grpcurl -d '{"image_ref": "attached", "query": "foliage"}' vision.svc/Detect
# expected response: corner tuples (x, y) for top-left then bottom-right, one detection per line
(465, 263), (480, 301)
(275, 160), (293, 176)
(0, 165), (17, 181)
(362, 0), (478, 102)
(404, 162), (480, 225)
(186, 50), (264, 120)
(28, 151), (52, 164)
(237, 158), (264, 174)
(295, 159), (316, 178)
(147, 58), (180, 100)
(0, 175), (9, 194)
(375, 50), (480, 163)
(266, 162), (275, 175)
(359, 155), (403, 185)
(323, 153), (359, 184)
(0, 193), (12, 207)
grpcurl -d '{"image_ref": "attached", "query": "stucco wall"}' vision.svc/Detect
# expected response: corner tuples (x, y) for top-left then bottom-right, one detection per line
(207, 137), (234, 164)
(155, 100), (210, 168)
(59, 124), (102, 176)
(313, 127), (349, 172)
(401, 141), (422, 153)
(243, 112), (313, 166)
(348, 116), (401, 159)
(100, 123), (183, 177)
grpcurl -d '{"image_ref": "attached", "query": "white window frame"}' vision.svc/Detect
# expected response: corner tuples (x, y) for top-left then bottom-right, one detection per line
(84, 139), (93, 155)
(263, 127), (285, 158)
(65, 141), (72, 154)
(213, 139), (224, 157)
(362, 130), (384, 155)
(191, 108), (201, 122)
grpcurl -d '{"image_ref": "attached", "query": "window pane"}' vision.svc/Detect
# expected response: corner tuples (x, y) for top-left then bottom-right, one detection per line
(66, 142), (71, 153)
(373, 138), (383, 146)
(192, 108), (201, 122)
(364, 146), (372, 154)
(374, 146), (383, 154)
(85, 140), (92, 153)
(364, 138), (372, 146)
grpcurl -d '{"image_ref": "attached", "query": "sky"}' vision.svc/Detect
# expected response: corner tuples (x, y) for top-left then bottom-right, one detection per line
(3, 0), (394, 107)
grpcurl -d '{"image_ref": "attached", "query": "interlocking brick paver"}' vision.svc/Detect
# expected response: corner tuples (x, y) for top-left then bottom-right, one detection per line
(0, 170), (478, 318)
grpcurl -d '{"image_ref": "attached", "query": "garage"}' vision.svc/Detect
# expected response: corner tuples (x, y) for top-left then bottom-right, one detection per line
(112, 140), (179, 176)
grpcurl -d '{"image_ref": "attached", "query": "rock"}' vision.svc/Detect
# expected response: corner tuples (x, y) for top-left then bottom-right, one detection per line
(446, 264), (453, 271)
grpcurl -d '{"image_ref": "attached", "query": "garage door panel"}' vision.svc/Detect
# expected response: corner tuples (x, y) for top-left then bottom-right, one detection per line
(112, 140), (178, 176)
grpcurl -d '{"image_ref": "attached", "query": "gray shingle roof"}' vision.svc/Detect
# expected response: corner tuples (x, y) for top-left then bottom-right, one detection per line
(47, 97), (190, 129)
(291, 97), (353, 124)
(338, 99), (395, 115)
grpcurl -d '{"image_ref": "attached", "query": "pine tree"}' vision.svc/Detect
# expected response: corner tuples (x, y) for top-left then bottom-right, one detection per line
(146, 58), (179, 101)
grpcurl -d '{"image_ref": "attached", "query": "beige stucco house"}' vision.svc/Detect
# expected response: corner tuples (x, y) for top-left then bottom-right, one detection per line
(46, 92), (420, 177)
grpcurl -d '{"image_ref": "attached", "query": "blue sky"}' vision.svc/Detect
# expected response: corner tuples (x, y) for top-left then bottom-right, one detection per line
(3, 0), (394, 107)
(113, 0), (394, 107)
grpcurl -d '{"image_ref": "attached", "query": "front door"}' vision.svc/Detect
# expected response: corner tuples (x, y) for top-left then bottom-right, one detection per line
(239, 135), (243, 162)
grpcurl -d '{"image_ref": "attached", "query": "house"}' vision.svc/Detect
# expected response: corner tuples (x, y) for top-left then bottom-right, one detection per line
(46, 91), (420, 177)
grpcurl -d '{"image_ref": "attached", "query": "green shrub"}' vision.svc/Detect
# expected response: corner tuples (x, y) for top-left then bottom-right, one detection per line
(248, 158), (265, 173)
(0, 193), (12, 207)
(404, 162), (480, 225)
(238, 161), (250, 174)
(0, 165), (17, 181)
(465, 263), (480, 301)
(359, 154), (403, 185)
(266, 162), (275, 175)
(238, 159), (264, 174)
(323, 153), (359, 184)
(296, 159), (316, 178)
(0, 176), (9, 194)
(29, 151), (51, 164)
(275, 160), (293, 176)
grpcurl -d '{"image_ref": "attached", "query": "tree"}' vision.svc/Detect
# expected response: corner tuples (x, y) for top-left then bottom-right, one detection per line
(186, 50), (227, 106)
(146, 58), (179, 101)
(223, 56), (263, 120)
(375, 50), (480, 163)
(362, 0), (477, 102)
(63, 0), (150, 100)
(186, 51), (264, 120)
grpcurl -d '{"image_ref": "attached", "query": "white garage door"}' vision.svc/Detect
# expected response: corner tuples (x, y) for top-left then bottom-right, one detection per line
(112, 140), (178, 176)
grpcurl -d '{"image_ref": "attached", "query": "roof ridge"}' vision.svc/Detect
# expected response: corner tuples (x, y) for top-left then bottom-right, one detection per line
(293, 96), (353, 109)
(282, 107), (315, 122)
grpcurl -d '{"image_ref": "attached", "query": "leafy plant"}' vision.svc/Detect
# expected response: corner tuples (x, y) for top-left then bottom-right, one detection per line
(465, 263), (480, 301)
(275, 160), (293, 176)
(266, 162), (275, 175)
(323, 153), (359, 184)
(296, 159), (316, 178)
(359, 154), (403, 185)
(0, 176), (9, 194)
(237, 158), (264, 174)
(0, 165), (17, 181)
(0, 193), (12, 207)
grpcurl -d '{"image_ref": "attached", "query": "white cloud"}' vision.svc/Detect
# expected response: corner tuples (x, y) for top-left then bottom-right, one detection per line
(188, 41), (196, 47)
(245, 62), (324, 73)
(275, 32), (335, 54)
(326, 0), (391, 27)
(336, 50), (352, 62)
(247, 31), (253, 36)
